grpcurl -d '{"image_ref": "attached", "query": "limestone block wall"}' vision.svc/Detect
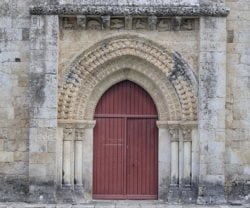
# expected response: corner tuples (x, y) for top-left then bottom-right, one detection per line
(0, 0), (32, 201)
(0, 0), (249, 204)
(225, 0), (250, 201)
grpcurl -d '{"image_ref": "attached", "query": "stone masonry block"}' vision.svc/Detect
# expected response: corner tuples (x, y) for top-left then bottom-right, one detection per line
(29, 152), (55, 164)
(14, 152), (28, 162)
(29, 139), (47, 153)
(0, 152), (14, 162)
(5, 139), (27, 152)
(0, 140), (4, 151)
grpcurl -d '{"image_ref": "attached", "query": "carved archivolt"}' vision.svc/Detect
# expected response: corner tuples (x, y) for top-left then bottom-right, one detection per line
(58, 35), (197, 121)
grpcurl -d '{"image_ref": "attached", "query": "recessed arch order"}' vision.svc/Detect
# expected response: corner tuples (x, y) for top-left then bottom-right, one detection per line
(58, 35), (198, 122)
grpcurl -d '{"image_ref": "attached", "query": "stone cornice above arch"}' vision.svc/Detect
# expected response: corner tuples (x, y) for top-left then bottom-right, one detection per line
(30, 5), (229, 17)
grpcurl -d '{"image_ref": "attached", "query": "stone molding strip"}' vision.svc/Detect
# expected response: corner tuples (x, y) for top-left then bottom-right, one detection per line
(58, 119), (96, 129)
(156, 120), (197, 128)
(30, 5), (229, 17)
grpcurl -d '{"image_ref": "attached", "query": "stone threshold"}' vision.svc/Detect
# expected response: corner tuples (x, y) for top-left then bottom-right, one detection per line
(0, 202), (248, 208)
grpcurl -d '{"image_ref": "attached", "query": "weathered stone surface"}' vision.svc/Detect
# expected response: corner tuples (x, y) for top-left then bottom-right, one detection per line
(30, 5), (230, 17)
(0, 0), (249, 205)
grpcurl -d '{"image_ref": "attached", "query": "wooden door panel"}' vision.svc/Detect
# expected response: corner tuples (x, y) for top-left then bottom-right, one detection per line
(93, 80), (158, 200)
(94, 81), (157, 116)
(93, 118), (125, 197)
(126, 118), (158, 199)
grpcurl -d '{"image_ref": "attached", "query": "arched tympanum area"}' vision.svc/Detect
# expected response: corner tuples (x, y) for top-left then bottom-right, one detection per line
(93, 80), (158, 199)
(57, 35), (198, 201)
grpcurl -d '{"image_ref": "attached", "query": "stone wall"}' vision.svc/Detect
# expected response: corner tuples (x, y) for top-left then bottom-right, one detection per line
(0, 0), (249, 204)
(225, 0), (250, 202)
(0, 0), (32, 201)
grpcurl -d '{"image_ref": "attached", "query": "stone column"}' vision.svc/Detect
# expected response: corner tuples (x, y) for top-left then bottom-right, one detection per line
(191, 127), (199, 185)
(178, 128), (184, 186)
(62, 128), (75, 187)
(63, 140), (72, 186)
(56, 127), (64, 188)
(74, 129), (84, 186)
(82, 120), (96, 200)
(169, 127), (179, 186)
(198, 13), (227, 203)
(156, 121), (171, 201)
(29, 15), (59, 203)
(167, 124), (180, 202)
(182, 128), (192, 185)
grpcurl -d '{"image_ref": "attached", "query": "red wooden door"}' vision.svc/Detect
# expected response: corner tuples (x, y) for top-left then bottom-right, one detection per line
(93, 80), (158, 200)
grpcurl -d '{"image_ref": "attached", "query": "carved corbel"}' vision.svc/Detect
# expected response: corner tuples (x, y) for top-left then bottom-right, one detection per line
(148, 16), (157, 30)
(125, 16), (133, 30)
(77, 15), (86, 29)
(101, 16), (110, 30)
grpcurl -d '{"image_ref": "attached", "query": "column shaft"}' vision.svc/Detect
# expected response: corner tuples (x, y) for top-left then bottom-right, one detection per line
(183, 141), (192, 185)
(171, 141), (179, 185)
(75, 141), (83, 185)
(178, 129), (184, 186)
(63, 141), (71, 185)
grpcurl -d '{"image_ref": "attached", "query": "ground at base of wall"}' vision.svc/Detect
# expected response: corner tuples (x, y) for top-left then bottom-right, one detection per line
(0, 202), (249, 208)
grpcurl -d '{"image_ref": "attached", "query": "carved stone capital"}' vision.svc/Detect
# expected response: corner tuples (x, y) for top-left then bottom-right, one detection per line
(180, 121), (197, 141)
(169, 127), (179, 142)
(75, 128), (85, 141)
(63, 128), (75, 141)
(181, 127), (192, 142)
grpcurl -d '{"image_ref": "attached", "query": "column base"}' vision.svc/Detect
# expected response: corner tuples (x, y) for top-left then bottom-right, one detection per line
(0, 176), (29, 202)
(28, 184), (56, 204)
(56, 186), (76, 204)
(181, 185), (197, 203)
(56, 185), (90, 203)
(168, 184), (197, 203)
(74, 185), (87, 203)
(168, 185), (180, 203)
(197, 184), (226, 205)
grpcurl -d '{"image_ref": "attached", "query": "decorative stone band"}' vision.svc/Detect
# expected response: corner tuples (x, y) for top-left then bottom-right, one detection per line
(157, 120), (197, 142)
(30, 5), (229, 17)
(157, 120), (197, 129)
(58, 119), (96, 129)
(58, 120), (96, 141)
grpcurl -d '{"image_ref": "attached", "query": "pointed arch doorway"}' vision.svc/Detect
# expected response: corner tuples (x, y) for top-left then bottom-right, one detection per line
(93, 80), (158, 200)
